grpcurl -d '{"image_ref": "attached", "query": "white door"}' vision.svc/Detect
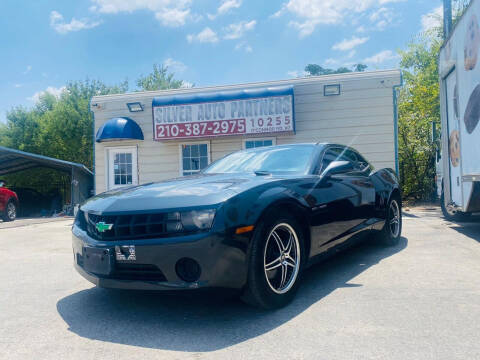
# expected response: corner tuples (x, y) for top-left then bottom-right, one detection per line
(107, 147), (138, 190)
(445, 70), (463, 206)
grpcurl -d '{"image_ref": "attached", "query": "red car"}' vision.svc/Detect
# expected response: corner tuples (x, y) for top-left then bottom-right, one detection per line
(0, 180), (18, 221)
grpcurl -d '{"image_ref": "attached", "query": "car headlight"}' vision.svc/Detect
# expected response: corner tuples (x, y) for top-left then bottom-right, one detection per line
(74, 209), (87, 230)
(180, 209), (216, 231)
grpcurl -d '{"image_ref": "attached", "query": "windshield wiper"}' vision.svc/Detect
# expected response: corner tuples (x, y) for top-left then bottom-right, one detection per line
(254, 170), (271, 176)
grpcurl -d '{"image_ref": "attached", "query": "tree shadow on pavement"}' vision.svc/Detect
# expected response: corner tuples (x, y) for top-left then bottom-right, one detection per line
(56, 236), (408, 352)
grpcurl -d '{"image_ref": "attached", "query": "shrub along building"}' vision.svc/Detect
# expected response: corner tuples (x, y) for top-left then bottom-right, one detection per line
(91, 70), (402, 194)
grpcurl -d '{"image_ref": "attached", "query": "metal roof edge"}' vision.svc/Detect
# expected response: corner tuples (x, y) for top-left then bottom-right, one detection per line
(0, 146), (93, 176)
(91, 69), (402, 103)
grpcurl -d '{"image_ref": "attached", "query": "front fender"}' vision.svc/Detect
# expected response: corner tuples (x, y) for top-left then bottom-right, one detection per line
(221, 182), (311, 230)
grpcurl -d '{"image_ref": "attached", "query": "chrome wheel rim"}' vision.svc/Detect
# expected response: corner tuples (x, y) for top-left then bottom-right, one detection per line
(264, 223), (300, 294)
(389, 200), (400, 238)
(7, 203), (16, 219)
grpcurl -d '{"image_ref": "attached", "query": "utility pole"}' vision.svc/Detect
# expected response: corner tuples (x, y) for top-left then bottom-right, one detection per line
(443, 0), (453, 39)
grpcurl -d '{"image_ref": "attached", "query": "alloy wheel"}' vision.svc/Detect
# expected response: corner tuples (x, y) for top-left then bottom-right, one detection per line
(263, 223), (301, 294)
(7, 202), (16, 220)
(389, 200), (400, 238)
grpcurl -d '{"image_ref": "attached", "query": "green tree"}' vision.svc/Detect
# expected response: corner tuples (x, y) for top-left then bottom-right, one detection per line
(304, 63), (368, 76)
(136, 64), (185, 91)
(397, 0), (471, 201)
(398, 32), (442, 200)
(0, 79), (128, 200)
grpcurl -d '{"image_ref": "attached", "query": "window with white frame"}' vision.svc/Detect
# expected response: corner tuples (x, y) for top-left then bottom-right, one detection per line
(243, 138), (276, 149)
(106, 147), (138, 190)
(180, 143), (209, 176)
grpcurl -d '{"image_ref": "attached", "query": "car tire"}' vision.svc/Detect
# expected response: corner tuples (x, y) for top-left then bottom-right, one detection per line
(440, 189), (471, 222)
(2, 200), (17, 222)
(241, 210), (304, 309)
(378, 195), (402, 246)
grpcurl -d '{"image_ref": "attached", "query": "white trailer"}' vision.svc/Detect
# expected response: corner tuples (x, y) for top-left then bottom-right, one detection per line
(438, 0), (480, 219)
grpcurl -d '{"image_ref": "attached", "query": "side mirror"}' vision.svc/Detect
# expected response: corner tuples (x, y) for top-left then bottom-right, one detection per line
(321, 160), (353, 178)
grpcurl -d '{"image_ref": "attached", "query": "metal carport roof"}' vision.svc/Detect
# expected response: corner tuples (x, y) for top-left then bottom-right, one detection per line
(0, 146), (93, 209)
(0, 146), (92, 177)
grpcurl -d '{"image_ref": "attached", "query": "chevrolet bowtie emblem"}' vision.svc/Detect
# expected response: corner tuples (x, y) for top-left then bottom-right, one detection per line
(95, 221), (113, 233)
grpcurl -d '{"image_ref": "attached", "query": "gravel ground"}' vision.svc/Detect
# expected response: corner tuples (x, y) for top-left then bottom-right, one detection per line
(0, 207), (479, 360)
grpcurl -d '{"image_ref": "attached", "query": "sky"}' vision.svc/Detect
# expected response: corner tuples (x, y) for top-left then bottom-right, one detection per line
(0, 0), (444, 123)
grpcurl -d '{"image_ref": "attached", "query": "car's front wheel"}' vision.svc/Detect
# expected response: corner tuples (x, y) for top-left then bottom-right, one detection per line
(3, 200), (17, 222)
(242, 211), (304, 309)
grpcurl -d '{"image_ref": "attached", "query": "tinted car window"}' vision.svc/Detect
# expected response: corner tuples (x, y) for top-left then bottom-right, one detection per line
(204, 145), (316, 174)
(320, 147), (356, 172)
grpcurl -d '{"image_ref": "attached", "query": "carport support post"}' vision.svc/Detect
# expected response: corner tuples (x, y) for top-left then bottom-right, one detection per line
(71, 166), (74, 214)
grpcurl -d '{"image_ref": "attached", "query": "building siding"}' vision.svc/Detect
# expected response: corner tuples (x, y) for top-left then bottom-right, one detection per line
(92, 70), (401, 194)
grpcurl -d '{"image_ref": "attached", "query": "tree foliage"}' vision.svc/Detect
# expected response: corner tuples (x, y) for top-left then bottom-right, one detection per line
(397, 0), (470, 201)
(0, 65), (186, 199)
(136, 64), (185, 91)
(0, 79), (129, 197)
(0, 79), (128, 169)
(304, 63), (368, 76)
(398, 32), (442, 200)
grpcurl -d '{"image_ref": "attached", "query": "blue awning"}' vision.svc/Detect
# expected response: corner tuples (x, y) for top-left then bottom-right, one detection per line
(95, 117), (144, 142)
(152, 85), (294, 106)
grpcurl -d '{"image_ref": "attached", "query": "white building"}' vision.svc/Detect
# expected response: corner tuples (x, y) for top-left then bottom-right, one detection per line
(91, 69), (402, 194)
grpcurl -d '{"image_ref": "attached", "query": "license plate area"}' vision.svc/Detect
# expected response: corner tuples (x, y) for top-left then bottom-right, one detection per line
(83, 247), (113, 275)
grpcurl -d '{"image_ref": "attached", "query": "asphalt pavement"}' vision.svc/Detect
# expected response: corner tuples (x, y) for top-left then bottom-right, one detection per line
(0, 207), (479, 360)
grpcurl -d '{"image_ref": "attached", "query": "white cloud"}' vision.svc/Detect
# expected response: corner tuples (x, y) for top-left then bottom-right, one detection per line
(324, 58), (339, 66)
(276, 0), (406, 37)
(224, 20), (256, 40)
(155, 8), (191, 27)
(287, 69), (309, 78)
(332, 36), (369, 51)
(235, 41), (253, 53)
(187, 27), (219, 43)
(369, 7), (394, 30)
(208, 0), (242, 20)
(356, 25), (366, 33)
(163, 58), (187, 73)
(28, 86), (66, 103)
(50, 11), (101, 34)
(23, 65), (32, 75)
(363, 49), (399, 64)
(181, 81), (194, 88)
(14, 84), (23, 88)
(421, 5), (443, 32)
(90, 0), (194, 27)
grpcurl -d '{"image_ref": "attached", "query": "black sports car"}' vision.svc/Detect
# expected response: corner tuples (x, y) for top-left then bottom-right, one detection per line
(72, 143), (402, 309)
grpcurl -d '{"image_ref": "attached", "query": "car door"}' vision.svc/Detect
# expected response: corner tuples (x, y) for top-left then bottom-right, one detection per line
(0, 188), (5, 212)
(308, 146), (375, 255)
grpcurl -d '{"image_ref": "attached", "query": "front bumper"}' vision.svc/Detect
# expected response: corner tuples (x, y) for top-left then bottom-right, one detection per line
(72, 225), (249, 290)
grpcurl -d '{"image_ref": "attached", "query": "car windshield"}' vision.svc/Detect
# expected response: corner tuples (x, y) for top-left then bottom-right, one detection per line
(204, 145), (315, 174)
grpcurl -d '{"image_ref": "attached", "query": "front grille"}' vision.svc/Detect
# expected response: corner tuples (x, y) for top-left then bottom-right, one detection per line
(86, 212), (187, 241)
(111, 263), (167, 282)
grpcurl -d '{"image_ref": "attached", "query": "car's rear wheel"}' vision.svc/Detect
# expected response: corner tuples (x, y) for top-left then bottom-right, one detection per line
(241, 211), (304, 309)
(378, 196), (402, 246)
(3, 200), (17, 222)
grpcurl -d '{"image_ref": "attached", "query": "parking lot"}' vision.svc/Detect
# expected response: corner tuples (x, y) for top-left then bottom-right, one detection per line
(0, 207), (479, 360)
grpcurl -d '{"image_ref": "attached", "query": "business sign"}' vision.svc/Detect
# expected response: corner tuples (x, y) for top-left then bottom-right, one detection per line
(152, 86), (294, 140)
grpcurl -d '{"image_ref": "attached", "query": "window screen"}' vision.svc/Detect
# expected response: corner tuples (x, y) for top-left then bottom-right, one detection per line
(244, 139), (274, 149)
(113, 153), (133, 185)
(182, 143), (209, 176)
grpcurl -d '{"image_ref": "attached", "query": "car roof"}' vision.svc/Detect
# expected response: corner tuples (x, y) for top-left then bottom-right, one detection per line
(241, 142), (353, 150)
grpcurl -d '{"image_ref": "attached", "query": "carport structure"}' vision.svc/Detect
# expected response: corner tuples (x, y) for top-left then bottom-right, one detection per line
(0, 146), (93, 210)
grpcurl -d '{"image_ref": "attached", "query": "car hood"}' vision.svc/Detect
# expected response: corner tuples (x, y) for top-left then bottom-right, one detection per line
(81, 173), (283, 214)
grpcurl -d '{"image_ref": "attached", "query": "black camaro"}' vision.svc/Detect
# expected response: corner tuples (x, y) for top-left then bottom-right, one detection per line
(73, 143), (402, 309)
